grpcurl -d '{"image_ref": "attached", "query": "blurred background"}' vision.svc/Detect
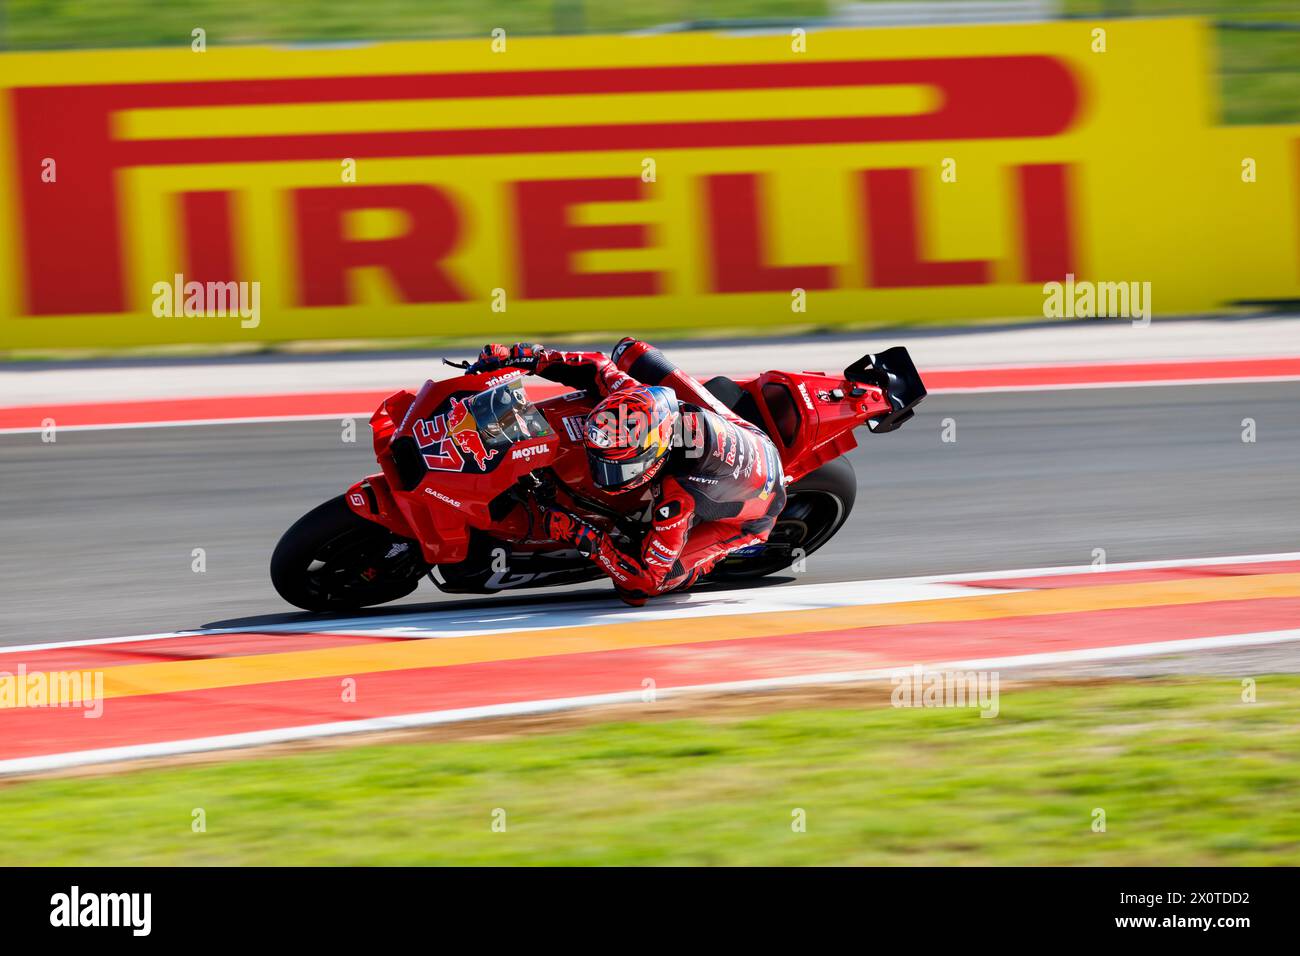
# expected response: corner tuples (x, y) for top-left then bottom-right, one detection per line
(2, 1), (1297, 123)
(2, 0), (1297, 353)
(1, 0), (1299, 868)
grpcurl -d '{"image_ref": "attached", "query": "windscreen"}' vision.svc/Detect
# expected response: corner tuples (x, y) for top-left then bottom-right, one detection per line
(463, 378), (554, 453)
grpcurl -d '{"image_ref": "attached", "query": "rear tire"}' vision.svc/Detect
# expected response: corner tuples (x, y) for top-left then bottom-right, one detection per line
(707, 456), (857, 581)
(271, 495), (428, 611)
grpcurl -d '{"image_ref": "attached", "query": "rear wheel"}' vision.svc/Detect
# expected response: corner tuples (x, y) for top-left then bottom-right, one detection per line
(707, 456), (857, 581)
(270, 495), (429, 611)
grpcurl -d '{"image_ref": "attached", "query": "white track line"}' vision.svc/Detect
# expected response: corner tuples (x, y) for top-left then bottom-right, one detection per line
(0, 580), (1025, 650)
(3, 550), (1298, 655)
(0, 414), (364, 435)
(909, 354), (1300, 370)
(931, 374), (1300, 394)
(3, 367), (1299, 435)
(3, 626), (1297, 777)
(935, 549), (1300, 582)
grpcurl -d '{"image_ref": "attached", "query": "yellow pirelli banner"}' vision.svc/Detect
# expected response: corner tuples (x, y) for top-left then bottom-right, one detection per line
(0, 18), (1297, 349)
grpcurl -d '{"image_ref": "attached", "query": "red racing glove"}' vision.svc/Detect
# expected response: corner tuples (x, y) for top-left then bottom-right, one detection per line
(471, 343), (543, 374)
(542, 508), (600, 558)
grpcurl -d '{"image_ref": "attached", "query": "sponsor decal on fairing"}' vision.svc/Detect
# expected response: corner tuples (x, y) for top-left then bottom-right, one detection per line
(511, 442), (551, 461)
(423, 487), (462, 508)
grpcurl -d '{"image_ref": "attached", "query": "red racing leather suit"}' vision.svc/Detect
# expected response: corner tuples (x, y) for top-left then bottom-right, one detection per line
(522, 339), (788, 605)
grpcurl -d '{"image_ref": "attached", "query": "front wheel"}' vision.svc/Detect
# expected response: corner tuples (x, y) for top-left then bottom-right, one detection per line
(707, 456), (857, 581)
(270, 495), (429, 611)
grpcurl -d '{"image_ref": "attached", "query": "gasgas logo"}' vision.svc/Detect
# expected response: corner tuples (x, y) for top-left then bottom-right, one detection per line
(423, 487), (462, 508)
(8, 52), (1081, 320)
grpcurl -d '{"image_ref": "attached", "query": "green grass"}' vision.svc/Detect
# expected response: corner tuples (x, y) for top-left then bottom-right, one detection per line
(1, 1), (830, 48)
(2, 2), (1296, 122)
(1, 678), (1298, 865)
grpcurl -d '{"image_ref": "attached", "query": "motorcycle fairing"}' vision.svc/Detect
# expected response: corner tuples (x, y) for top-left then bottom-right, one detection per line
(349, 348), (925, 580)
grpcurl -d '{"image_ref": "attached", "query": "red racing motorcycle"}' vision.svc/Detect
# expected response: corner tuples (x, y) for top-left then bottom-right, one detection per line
(270, 345), (926, 611)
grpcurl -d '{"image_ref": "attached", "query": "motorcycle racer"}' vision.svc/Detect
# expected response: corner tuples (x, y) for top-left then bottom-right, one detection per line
(470, 339), (788, 605)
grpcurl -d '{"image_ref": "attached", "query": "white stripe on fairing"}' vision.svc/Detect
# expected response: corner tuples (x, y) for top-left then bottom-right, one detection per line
(3, 550), (1298, 655)
(3, 626), (1298, 777)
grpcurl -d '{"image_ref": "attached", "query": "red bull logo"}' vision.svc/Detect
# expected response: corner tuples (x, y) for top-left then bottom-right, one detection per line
(446, 398), (497, 470)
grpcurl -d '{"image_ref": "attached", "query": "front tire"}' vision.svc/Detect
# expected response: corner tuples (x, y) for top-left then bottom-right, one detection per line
(271, 495), (428, 611)
(708, 456), (857, 581)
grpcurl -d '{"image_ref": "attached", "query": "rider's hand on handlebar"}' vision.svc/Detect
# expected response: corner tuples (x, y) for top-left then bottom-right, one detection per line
(469, 343), (543, 374)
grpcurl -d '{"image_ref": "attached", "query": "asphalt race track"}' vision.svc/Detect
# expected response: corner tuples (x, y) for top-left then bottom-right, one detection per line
(3, 381), (1297, 646)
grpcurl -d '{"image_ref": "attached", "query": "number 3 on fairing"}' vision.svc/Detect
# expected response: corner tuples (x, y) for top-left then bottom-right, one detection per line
(413, 415), (464, 472)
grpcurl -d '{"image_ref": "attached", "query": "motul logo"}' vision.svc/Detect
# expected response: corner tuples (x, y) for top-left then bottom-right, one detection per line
(511, 443), (550, 461)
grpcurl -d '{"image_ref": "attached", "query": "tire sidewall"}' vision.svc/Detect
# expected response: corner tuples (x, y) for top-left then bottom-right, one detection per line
(708, 456), (857, 581)
(270, 495), (424, 611)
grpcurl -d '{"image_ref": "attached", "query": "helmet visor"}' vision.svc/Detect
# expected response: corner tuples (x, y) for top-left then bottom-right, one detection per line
(586, 448), (660, 489)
